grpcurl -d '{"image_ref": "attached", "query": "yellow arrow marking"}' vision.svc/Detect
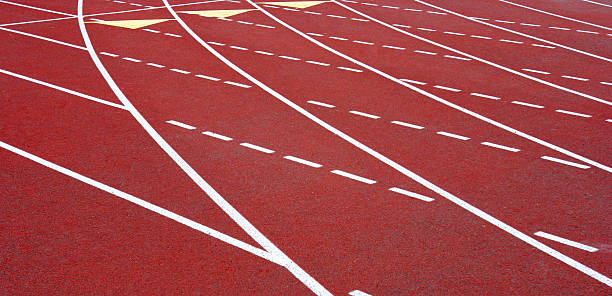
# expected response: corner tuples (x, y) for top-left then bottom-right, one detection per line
(180, 9), (256, 18)
(87, 19), (173, 29)
(258, 1), (330, 8)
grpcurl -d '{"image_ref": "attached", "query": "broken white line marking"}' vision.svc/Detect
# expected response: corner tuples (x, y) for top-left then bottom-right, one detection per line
(255, 24), (275, 28)
(382, 5), (399, 9)
(146, 62), (165, 68)
(471, 93), (501, 100)
(170, 68), (190, 74)
(562, 75), (589, 81)
(444, 55), (471, 61)
(304, 11), (322, 15)
(600, 81), (612, 86)
(532, 44), (556, 49)
(511, 101), (545, 108)
(306, 32), (324, 37)
(417, 27), (436, 31)
(400, 79), (426, 85)
(240, 143), (275, 154)
(327, 14), (347, 18)
(254, 50), (274, 56)
(279, 55), (301, 61)
(329, 36), (348, 41)
(195, 74), (221, 81)
(389, 187), (434, 202)
(100, 51), (119, 57)
(403, 8), (422, 12)
(223, 81), (251, 88)
(207, 41), (225, 46)
(164, 33), (182, 37)
(481, 142), (520, 152)
(520, 23), (540, 27)
(534, 231), (598, 252)
(414, 50), (437, 55)
(122, 57), (141, 62)
(142, 28), (160, 33)
(576, 30), (599, 34)
(541, 156), (590, 169)
(444, 31), (465, 36)
(549, 26), (570, 30)
(349, 110), (380, 119)
(470, 35), (492, 39)
(230, 46), (248, 51)
(434, 85), (462, 92)
(330, 170), (376, 184)
(555, 110), (592, 117)
(391, 121), (425, 129)
(166, 120), (196, 130)
(237, 20), (253, 25)
(283, 156), (323, 168)
(202, 131), (233, 141)
(351, 18), (369, 22)
(494, 19), (515, 24)
(437, 131), (470, 140)
(427, 11), (447, 15)
(382, 45), (406, 50)
(337, 66), (363, 72)
(353, 40), (374, 45)
(307, 100), (335, 108)
(393, 24), (412, 28)
(305, 60), (330, 66)
(499, 39), (523, 44)
(522, 68), (550, 75)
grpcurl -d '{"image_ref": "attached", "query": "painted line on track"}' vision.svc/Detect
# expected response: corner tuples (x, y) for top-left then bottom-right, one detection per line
(388, 187), (435, 202)
(330, 170), (377, 184)
(283, 156), (323, 168)
(240, 142), (275, 154)
(541, 156), (591, 169)
(202, 131), (233, 141)
(534, 231), (599, 252)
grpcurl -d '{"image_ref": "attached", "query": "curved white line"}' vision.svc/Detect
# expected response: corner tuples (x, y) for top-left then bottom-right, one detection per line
(76, 2), (335, 295)
(165, 0), (611, 288)
(415, 0), (612, 63)
(498, 0), (612, 31)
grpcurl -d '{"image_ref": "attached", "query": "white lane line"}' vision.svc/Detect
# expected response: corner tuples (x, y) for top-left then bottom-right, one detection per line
(606, 119), (612, 123)
(481, 142), (520, 152)
(361, 2), (378, 6)
(307, 100), (336, 108)
(0, 140), (281, 265)
(202, 131), (233, 141)
(255, 24), (275, 28)
(207, 41), (226, 46)
(417, 27), (436, 31)
(283, 7), (299, 11)
(541, 156), (590, 169)
(444, 31), (465, 36)
(549, 26), (571, 30)
(122, 57), (141, 62)
(576, 30), (599, 34)
(305, 60), (330, 66)
(522, 68), (550, 75)
(330, 170), (376, 184)
(582, 0), (612, 8)
(351, 18), (369, 22)
(307, 32), (324, 36)
(237, 20), (253, 25)
(434, 85), (462, 92)
(382, 45), (406, 50)
(142, 28), (160, 33)
(562, 75), (589, 81)
(470, 35), (492, 39)
(555, 110), (592, 118)
(414, 50), (437, 55)
(349, 110), (380, 119)
(511, 101), (545, 108)
(329, 36), (349, 40)
(100, 51), (119, 57)
(283, 156), (323, 168)
(388, 187), (435, 202)
(353, 40), (374, 45)
(400, 79), (427, 85)
(304, 11), (322, 15)
(170, 68), (191, 74)
(349, 290), (373, 296)
(601, 81), (612, 86)
(0, 68), (126, 110)
(240, 142), (275, 153)
(279, 55), (301, 60)
(532, 44), (556, 49)
(534, 231), (599, 252)
(146, 62), (166, 68)
(223, 81), (252, 88)
(0, 0), (75, 16)
(230, 45), (248, 50)
(404, 8), (422, 12)
(195, 74), (221, 81)
(499, 0), (612, 31)
(254, 50), (274, 55)
(382, 5), (399, 9)
(520, 23), (541, 27)
(437, 131), (470, 140)
(499, 39), (523, 44)
(494, 19), (515, 24)
(166, 120), (197, 129)
(471, 93), (501, 100)
(391, 120), (425, 129)
(444, 55), (471, 61)
(327, 14), (347, 18)
(427, 11), (447, 15)
(393, 24), (412, 28)
(164, 33), (182, 37)
(337, 66), (363, 72)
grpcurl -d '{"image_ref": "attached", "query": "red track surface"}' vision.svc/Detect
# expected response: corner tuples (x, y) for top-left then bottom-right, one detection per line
(1, 0), (610, 295)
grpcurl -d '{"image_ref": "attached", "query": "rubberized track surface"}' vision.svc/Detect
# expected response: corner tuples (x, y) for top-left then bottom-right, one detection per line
(0, 0), (610, 295)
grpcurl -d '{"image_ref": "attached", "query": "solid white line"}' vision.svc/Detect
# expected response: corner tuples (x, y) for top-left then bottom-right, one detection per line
(349, 290), (373, 296)
(522, 68), (550, 75)
(279, 55), (301, 60)
(437, 131), (470, 140)
(307, 100), (336, 108)
(170, 68), (191, 74)
(498, 0), (612, 31)
(0, 140), (282, 265)
(305, 60), (330, 66)
(202, 131), (233, 141)
(382, 45), (406, 50)
(388, 187), (434, 202)
(399, 79), (426, 85)
(0, 27), (87, 50)
(146, 62), (166, 68)
(434, 85), (461, 92)
(0, 68), (126, 110)
(534, 231), (598, 252)
(283, 156), (323, 168)
(562, 75), (589, 81)
(511, 101), (545, 108)
(582, 0), (612, 8)
(223, 81), (252, 88)
(122, 57), (141, 62)
(471, 93), (501, 100)
(337, 66), (363, 72)
(414, 50), (437, 55)
(349, 110), (380, 119)
(444, 55), (471, 61)
(481, 141), (520, 152)
(391, 121), (425, 129)
(541, 156), (590, 169)
(240, 142), (275, 153)
(555, 110), (592, 118)
(254, 50), (274, 55)
(0, 0), (75, 16)
(195, 74), (220, 81)
(166, 120), (197, 129)
(330, 170), (376, 184)
(416, 0), (612, 63)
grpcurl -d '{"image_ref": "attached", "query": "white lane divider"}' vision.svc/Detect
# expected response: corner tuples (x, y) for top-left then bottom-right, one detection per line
(511, 101), (545, 109)
(470, 93), (501, 100)
(202, 131), (233, 141)
(555, 110), (592, 118)
(283, 156), (323, 168)
(389, 187), (435, 202)
(433, 85), (461, 92)
(307, 100), (336, 108)
(349, 290), (373, 296)
(481, 141), (520, 152)
(541, 156), (591, 169)
(534, 231), (598, 252)
(166, 120), (196, 129)
(391, 121), (424, 129)
(349, 110), (381, 119)
(436, 131), (471, 140)
(331, 170), (377, 184)
(240, 142), (275, 154)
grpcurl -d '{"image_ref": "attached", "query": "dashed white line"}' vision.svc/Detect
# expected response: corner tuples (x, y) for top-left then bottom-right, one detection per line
(522, 68), (550, 75)
(303, 11), (322, 15)
(481, 142), (520, 152)
(494, 19), (515, 24)
(361, 2), (378, 6)
(417, 27), (436, 32)
(499, 39), (523, 44)
(576, 30), (599, 34)
(100, 51), (119, 57)
(305, 60), (330, 66)
(511, 101), (545, 108)
(166, 120), (196, 130)
(230, 45), (248, 50)
(195, 74), (221, 81)
(426, 11), (447, 15)
(337, 66), (363, 72)
(414, 50), (437, 55)
(444, 55), (471, 61)
(164, 33), (182, 37)
(146, 62), (165, 68)
(283, 156), (323, 168)
(532, 44), (556, 49)
(122, 57), (141, 62)
(353, 40), (374, 45)
(240, 142), (275, 154)
(388, 187), (434, 202)
(279, 55), (301, 61)
(382, 5), (399, 9)
(254, 50), (274, 56)
(606, 119), (612, 123)
(399, 79), (426, 85)
(549, 26), (571, 30)
(329, 36), (348, 41)
(444, 31), (465, 36)
(349, 110), (380, 119)
(470, 17), (490, 21)
(170, 68), (190, 74)
(207, 41), (226, 46)
(470, 35), (492, 39)
(391, 121), (425, 129)
(202, 131), (233, 141)
(470, 93), (501, 100)
(403, 8), (422, 12)
(351, 18), (369, 22)
(283, 7), (299, 11)
(534, 231), (598, 252)
(393, 24), (412, 29)
(433, 85), (461, 92)
(562, 75), (589, 81)
(237, 20), (253, 25)
(330, 170), (376, 184)
(307, 32), (324, 37)
(327, 14), (347, 19)
(382, 45), (406, 50)
(223, 81), (252, 88)
(520, 23), (540, 27)
(541, 156), (590, 169)
(255, 24), (275, 28)
(437, 131), (470, 140)
(142, 28), (160, 33)
(555, 110), (592, 118)
(307, 100), (336, 108)
(600, 81), (612, 86)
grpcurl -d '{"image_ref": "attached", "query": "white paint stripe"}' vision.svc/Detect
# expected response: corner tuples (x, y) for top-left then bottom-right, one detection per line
(582, 0), (612, 8)
(388, 187), (434, 202)
(444, 31), (465, 35)
(437, 131), (470, 140)
(202, 131), (233, 141)
(283, 7), (299, 11)
(255, 24), (275, 28)
(207, 41), (226, 46)
(393, 24), (412, 28)
(576, 30), (599, 34)
(254, 50), (274, 55)
(417, 27), (436, 31)
(304, 11), (322, 15)
(329, 36), (348, 40)
(330, 170), (376, 184)
(353, 40), (374, 45)
(337, 66), (363, 72)
(305, 60), (330, 66)
(0, 27), (87, 50)
(427, 11), (447, 15)
(177, 0), (612, 288)
(471, 93), (501, 100)
(470, 35), (492, 39)
(511, 101), (545, 108)
(499, 39), (523, 44)
(532, 44), (555, 49)
(499, 0), (612, 31)
(351, 18), (369, 22)
(283, 156), (323, 168)
(142, 28), (160, 33)
(164, 33), (182, 37)
(434, 85), (461, 92)
(0, 68), (126, 110)
(541, 156), (590, 169)
(230, 45), (248, 50)
(400, 79), (426, 85)
(223, 81), (252, 88)
(404, 8), (422, 12)
(349, 290), (373, 296)
(549, 26), (571, 30)
(349, 110), (380, 119)
(0, 0), (74, 16)
(414, 50), (437, 55)
(170, 68), (191, 74)
(166, 120), (196, 129)
(240, 142), (275, 153)
(100, 51), (119, 57)
(361, 2), (378, 6)
(195, 74), (221, 81)
(307, 100), (336, 108)
(601, 81), (612, 86)
(481, 142), (520, 152)
(534, 232), (599, 252)
(391, 121), (425, 129)
(279, 55), (301, 60)
(555, 110), (592, 118)
(520, 23), (541, 27)
(0, 141), (282, 265)
(146, 62), (165, 68)
(382, 5), (399, 9)
(382, 45), (406, 50)
(606, 119), (612, 123)
(522, 68), (550, 75)
(327, 14), (347, 18)
(237, 20), (253, 25)
(444, 55), (471, 61)
(306, 32), (324, 36)
(562, 75), (589, 81)
(494, 19), (515, 24)
(122, 57), (141, 62)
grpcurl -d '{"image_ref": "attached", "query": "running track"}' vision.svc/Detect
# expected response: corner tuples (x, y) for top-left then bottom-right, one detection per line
(0, 0), (610, 294)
